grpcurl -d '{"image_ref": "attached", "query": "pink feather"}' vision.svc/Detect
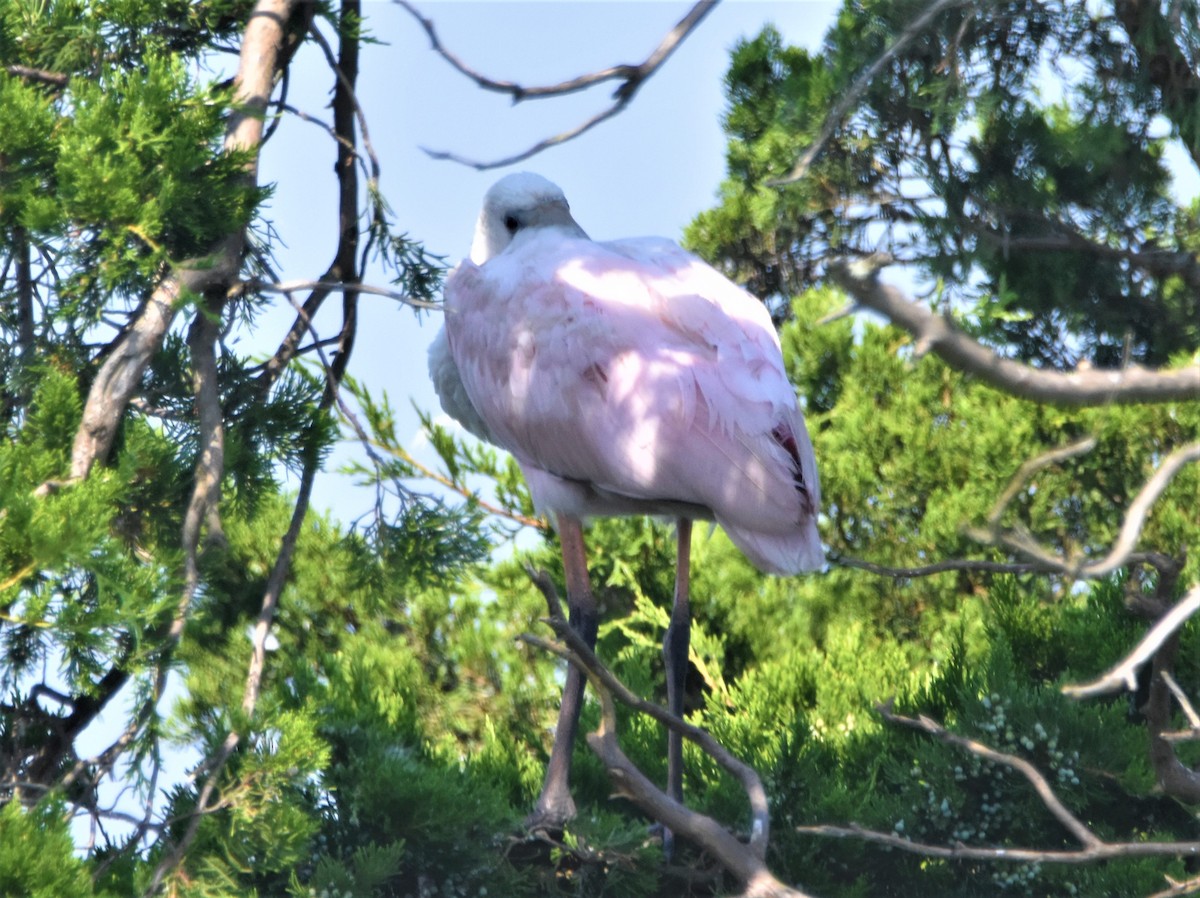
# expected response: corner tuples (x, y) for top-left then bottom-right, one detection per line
(434, 177), (821, 574)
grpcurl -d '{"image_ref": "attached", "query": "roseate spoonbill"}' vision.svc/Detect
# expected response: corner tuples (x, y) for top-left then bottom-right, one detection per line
(429, 172), (821, 838)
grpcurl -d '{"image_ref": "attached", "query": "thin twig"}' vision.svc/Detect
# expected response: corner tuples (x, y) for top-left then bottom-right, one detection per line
(246, 277), (438, 309)
(985, 436), (1097, 529)
(386, 442), (545, 530)
(1063, 586), (1200, 699)
(274, 101), (374, 184)
(400, 0), (718, 170)
(306, 19), (381, 183)
(422, 103), (628, 171)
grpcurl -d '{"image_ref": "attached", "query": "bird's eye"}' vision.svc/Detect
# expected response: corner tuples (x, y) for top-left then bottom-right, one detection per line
(503, 214), (519, 234)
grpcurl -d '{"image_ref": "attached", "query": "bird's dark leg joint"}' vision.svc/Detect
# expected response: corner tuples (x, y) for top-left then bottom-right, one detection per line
(571, 604), (600, 657)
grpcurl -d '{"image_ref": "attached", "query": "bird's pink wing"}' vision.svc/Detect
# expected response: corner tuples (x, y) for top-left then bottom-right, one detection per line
(444, 232), (820, 572)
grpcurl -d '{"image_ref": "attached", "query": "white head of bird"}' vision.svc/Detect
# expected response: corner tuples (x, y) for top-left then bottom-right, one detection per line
(468, 172), (589, 264)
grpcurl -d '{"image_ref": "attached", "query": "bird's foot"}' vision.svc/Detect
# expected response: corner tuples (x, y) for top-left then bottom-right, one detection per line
(647, 822), (677, 861)
(523, 795), (576, 836)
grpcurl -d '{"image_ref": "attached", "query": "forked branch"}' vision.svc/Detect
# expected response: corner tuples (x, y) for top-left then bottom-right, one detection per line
(968, 438), (1200, 581)
(798, 707), (1200, 865)
(1063, 587), (1200, 700)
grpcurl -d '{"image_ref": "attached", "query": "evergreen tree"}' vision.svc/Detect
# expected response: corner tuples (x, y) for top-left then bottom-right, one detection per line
(1, 2), (1197, 897)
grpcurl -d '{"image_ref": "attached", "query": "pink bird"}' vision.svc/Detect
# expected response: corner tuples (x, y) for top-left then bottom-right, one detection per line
(429, 172), (821, 841)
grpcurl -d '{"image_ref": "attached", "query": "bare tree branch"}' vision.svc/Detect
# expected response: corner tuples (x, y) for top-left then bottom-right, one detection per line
(826, 255), (1200, 405)
(1161, 671), (1200, 731)
(1062, 588), (1200, 698)
(306, 19), (381, 185)
(830, 552), (1051, 578)
(985, 436), (1097, 528)
(797, 821), (1200, 864)
(3, 64), (69, 87)
(248, 277), (438, 309)
(883, 705), (1099, 847)
(389, 442), (545, 530)
(971, 441), (1200, 580)
(422, 103), (628, 172)
(798, 706), (1200, 865)
(1143, 607), (1200, 804)
(1069, 443), (1200, 579)
(399, 0), (719, 170)
(70, 277), (191, 479)
(1149, 872), (1200, 898)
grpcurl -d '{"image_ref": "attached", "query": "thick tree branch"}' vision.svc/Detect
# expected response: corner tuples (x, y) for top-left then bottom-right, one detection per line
(400, 0), (718, 170)
(1144, 617), (1200, 804)
(3, 64), (69, 87)
(69, 0), (302, 479)
(827, 255), (1200, 405)
(1065, 588), (1195, 701)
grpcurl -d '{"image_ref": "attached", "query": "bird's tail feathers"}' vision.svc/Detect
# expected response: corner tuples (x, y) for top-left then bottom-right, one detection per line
(720, 518), (823, 576)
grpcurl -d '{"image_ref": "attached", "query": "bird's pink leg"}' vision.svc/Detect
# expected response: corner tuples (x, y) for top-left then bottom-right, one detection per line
(662, 517), (692, 857)
(528, 512), (598, 829)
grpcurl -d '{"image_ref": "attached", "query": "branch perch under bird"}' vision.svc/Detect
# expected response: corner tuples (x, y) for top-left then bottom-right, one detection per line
(521, 567), (815, 897)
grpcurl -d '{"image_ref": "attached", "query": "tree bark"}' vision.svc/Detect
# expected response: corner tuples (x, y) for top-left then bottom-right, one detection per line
(827, 257), (1200, 406)
(70, 0), (305, 479)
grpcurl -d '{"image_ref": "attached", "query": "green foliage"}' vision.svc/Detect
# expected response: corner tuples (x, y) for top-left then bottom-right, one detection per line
(686, 3), (1200, 366)
(2, 2), (1198, 897)
(0, 800), (111, 898)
